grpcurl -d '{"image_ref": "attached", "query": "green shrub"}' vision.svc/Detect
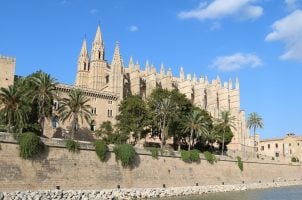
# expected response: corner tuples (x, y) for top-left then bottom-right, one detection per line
(94, 140), (108, 161)
(114, 144), (136, 167)
(291, 157), (299, 162)
(181, 150), (200, 163)
(65, 139), (80, 153)
(203, 151), (217, 165)
(190, 149), (200, 162)
(19, 132), (44, 159)
(236, 156), (244, 171)
(181, 150), (191, 162)
(146, 147), (160, 159)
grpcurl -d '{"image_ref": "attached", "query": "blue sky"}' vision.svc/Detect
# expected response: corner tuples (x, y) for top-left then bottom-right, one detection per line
(1, 0), (302, 139)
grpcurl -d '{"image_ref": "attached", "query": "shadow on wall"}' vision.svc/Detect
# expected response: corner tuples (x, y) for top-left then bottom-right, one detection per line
(52, 128), (95, 142)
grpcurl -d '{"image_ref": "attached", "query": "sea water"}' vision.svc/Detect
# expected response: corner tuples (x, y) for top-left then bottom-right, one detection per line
(157, 186), (302, 200)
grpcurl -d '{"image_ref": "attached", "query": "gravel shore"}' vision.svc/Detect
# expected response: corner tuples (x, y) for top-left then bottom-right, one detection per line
(1, 181), (302, 200)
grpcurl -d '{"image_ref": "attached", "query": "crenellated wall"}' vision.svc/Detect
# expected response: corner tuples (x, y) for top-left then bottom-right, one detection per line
(1, 134), (302, 192)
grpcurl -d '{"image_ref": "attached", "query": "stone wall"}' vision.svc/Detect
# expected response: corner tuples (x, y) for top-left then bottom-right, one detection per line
(0, 134), (301, 192)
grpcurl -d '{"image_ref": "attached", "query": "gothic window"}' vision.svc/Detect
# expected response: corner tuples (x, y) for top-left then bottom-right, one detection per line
(88, 63), (90, 71)
(107, 109), (113, 117)
(268, 144), (270, 149)
(204, 89), (207, 110)
(275, 152), (279, 157)
(98, 51), (101, 60)
(275, 143), (278, 148)
(84, 62), (86, 70)
(106, 75), (109, 84)
(91, 108), (97, 115)
(261, 146), (264, 151)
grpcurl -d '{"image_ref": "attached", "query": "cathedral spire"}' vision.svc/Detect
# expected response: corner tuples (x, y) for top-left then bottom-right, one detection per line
(91, 25), (105, 61)
(180, 66), (184, 81)
(79, 38), (89, 60)
(111, 42), (122, 66)
(235, 77), (240, 90)
(160, 63), (165, 76)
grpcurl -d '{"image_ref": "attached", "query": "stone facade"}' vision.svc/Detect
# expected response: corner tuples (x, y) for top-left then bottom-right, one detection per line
(0, 55), (15, 89)
(73, 25), (251, 151)
(259, 133), (302, 162)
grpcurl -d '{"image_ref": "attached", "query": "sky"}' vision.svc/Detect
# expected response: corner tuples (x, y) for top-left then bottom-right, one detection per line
(0, 0), (302, 139)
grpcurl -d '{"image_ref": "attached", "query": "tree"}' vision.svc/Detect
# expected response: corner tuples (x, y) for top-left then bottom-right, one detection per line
(28, 72), (57, 137)
(217, 111), (236, 155)
(183, 109), (208, 150)
(94, 121), (113, 139)
(116, 95), (147, 146)
(247, 112), (264, 153)
(58, 89), (92, 139)
(0, 83), (29, 133)
(154, 97), (173, 149)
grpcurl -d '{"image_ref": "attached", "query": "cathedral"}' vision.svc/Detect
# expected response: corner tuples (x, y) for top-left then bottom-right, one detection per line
(73, 25), (251, 151)
(0, 25), (253, 152)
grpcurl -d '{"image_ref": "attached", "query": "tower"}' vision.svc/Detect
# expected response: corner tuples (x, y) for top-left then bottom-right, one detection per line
(75, 38), (90, 87)
(89, 25), (109, 90)
(0, 55), (15, 89)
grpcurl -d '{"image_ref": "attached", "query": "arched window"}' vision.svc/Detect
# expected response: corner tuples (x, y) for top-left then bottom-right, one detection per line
(98, 51), (101, 60)
(84, 62), (87, 70)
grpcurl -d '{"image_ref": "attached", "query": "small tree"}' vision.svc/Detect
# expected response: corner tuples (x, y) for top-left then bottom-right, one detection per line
(217, 111), (236, 155)
(94, 140), (108, 161)
(247, 112), (264, 154)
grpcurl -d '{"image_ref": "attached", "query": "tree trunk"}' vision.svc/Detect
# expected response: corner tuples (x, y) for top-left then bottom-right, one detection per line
(7, 116), (11, 133)
(188, 129), (193, 151)
(221, 129), (225, 156)
(253, 126), (256, 156)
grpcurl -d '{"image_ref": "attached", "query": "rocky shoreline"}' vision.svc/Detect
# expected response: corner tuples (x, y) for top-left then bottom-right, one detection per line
(1, 181), (302, 200)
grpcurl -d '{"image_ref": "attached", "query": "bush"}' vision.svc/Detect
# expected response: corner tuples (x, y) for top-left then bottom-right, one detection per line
(181, 150), (200, 163)
(236, 156), (244, 171)
(65, 139), (80, 153)
(94, 140), (108, 161)
(190, 149), (200, 162)
(291, 157), (299, 162)
(114, 144), (136, 167)
(146, 147), (160, 159)
(203, 151), (217, 165)
(19, 132), (44, 159)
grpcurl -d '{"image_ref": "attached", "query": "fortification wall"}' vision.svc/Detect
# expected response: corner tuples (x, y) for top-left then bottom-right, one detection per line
(0, 135), (301, 192)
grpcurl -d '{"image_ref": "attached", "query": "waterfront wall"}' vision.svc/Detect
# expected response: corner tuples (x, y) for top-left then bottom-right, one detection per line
(0, 134), (302, 192)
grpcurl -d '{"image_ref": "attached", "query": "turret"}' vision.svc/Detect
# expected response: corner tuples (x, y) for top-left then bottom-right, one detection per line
(180, 66), (184, 81)
(235, 77), (240, 90)
(91, 25), (105, 61)
(160, 63), (165, 76)
(75, 38), (90, 87)
(110, 42), (123, 96)
(128, 56), (134, 72)
(77, 38), (90, 71)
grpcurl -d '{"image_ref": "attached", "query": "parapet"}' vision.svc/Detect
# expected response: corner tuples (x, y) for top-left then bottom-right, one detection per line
(0, 54), (16, 62)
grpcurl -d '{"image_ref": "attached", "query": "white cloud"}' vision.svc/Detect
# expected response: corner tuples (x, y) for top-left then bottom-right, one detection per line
(129, 25), (139, 32)
(90, 9), (98, 15)
(211, 53), (262, 71)
(285, 0), (299, 11)
(265, 10), (302, 61)
(179, 0), (263, 21)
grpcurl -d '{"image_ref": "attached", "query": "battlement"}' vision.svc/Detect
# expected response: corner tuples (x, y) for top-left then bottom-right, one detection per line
(0, 54), (16, 62)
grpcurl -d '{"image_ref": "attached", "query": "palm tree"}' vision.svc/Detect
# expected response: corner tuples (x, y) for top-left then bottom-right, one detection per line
(0, 85), (29, 133)
(58, 89), (92, 139)
(247, 112), (264, 153)
(154, 97), (173, 149)
(184, 109), (208, 150)
(29, 72), (57, 137)
(217, 111), (236, 155)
